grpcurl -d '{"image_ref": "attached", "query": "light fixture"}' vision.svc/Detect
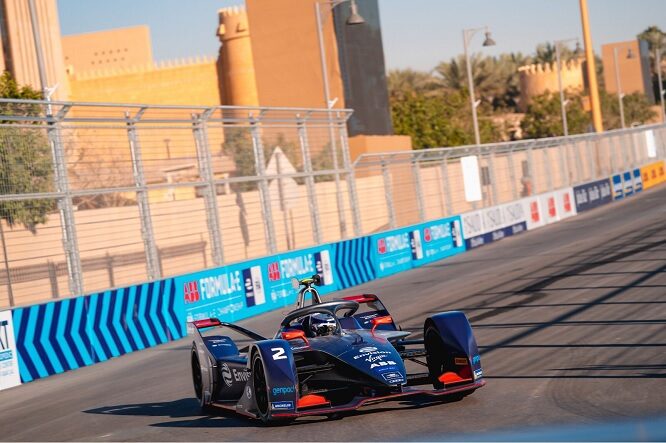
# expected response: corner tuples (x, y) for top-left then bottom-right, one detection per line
(346, 0), (365, 25)
(482, 31), (496, 47)
(574, 41), (582, 57)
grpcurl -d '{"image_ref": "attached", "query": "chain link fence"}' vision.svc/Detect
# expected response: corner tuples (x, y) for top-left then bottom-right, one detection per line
(0, 98), (664, 308)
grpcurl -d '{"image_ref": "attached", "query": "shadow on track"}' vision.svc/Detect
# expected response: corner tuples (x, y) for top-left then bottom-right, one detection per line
(83, 394), (470, 428)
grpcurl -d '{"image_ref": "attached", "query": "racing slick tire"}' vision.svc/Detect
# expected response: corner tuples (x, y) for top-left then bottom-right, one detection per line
(191, 346), (213, 412)
(424, 326), (449, 390)
(251, 350), (294, 426)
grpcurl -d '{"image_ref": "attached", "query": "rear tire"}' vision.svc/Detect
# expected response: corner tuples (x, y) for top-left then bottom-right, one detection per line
(191, 347), (204, 402)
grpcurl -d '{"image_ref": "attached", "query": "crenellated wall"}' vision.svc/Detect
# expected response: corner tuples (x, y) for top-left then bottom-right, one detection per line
(68, 56), (221, 105)
(518, 58), (584, 111)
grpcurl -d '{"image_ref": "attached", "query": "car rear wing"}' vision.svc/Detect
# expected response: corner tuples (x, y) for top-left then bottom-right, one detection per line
(189, 317), (267, 341)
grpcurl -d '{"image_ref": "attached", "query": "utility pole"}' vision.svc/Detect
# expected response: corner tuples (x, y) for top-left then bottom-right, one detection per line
(579, 0), (603, 132)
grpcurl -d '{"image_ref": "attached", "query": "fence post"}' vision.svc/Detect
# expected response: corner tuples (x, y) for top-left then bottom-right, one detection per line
(297, 115), (322, 244)
(381, 158), (397, 229)
(508, 146), (518, 200)
(488, 147), (499, 204)
(543, 145), (553, 191)
(48, 105), (83, 296)
(337, 113), (361, 236)
(412, 154), (425, 222)
(439, 152), (453, 217)
(325, 113), (347, 239)
(608, 135), (617, 174)
(192, 111), (225, 265)
(573, 140), (584, 184)
(249, 112), (277, 254)
(584, 138), (595, 180)
(557, 139), (569, 187)
(126, 110), (161, 281)
(526, 143), (536, 195)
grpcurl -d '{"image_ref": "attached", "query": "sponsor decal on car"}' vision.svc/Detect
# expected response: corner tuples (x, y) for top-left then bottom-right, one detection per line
(472, 355), (481, 365)
(381, 371), (405, 384)
(271, 401), (294, 410)
(474, 368), (483, 380)
(221, 363), (233, 387)
(353, 347), (391, 361)
(454, 357), (468, 366)
(246, 386), (252, 399)
(272, 386), (296, 396)
(233, 368), (250, 382)
(370, 360), (397, 369)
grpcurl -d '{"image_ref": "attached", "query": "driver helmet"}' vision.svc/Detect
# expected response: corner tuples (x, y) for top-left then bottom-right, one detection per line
(309, 313), (337, 337)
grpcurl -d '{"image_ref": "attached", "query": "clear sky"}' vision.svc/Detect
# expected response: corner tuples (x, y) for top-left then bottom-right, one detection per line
(57, 0), (665, 72)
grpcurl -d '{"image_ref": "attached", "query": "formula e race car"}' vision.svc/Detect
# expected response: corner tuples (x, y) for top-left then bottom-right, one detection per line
(189, 275), (485, 423)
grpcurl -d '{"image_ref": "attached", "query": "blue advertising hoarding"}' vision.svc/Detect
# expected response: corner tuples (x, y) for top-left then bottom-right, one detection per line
(574, 178), (612, 212)
(175, 245), (339, 324)
(370, 215), (465, 278)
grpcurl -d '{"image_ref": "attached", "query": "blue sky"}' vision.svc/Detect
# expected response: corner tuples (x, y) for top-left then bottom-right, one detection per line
(57, 0), (665, 72)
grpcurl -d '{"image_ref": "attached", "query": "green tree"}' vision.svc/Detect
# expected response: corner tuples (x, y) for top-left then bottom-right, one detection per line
(599, 90), (657, 130)
(222, 128), (302, 190)
(391, 89), (498, 148)
(0, 72), (53, 233)
(521, 92), (590, 139)
(387, 69), (438, 99)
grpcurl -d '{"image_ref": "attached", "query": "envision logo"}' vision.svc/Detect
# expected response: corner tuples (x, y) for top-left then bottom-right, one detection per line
(221, 363), (233, 387)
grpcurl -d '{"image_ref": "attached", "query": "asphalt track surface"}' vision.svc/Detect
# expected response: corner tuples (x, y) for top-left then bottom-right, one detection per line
(1, 186), (665, 442)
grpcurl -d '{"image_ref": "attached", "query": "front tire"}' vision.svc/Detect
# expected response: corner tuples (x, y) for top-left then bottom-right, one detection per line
(424, 326), (448, 389)
(252, 351), (271, 423)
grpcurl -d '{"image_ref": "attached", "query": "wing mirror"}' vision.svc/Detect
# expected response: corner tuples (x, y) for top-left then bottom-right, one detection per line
(311, 274), (322, 286)
(371, 315), (393, 335)
(281, 329), (310, 345)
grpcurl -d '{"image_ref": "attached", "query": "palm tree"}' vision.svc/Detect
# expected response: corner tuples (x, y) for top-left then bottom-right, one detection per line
(386, 69), (438, 99)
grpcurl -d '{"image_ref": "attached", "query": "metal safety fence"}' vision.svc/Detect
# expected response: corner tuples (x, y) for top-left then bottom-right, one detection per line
(0, 98), (664, 308)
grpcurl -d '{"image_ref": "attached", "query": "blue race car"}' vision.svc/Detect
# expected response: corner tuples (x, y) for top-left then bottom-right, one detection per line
(189, 275), (485, 423)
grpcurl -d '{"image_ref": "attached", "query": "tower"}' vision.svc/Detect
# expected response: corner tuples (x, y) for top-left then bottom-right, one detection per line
(216, 6), (258, 107)
(0, 0), (69, 99)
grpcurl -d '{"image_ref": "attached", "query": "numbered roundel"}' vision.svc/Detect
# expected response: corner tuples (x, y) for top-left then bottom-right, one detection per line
(221, 363), (233, 387)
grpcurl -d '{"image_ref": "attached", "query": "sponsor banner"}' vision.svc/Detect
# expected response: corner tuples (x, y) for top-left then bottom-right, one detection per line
(176, 244), (339, 324)
(462, 200), (528, 249)
(633, 168), (643, 194)
(612, 169), (643, 199)
(0, 310), (21, 390)
(461, 210), (484, 240)
(573, 178), (612, 212)
(522, 196), (544, 231)
(466, 222), (528, 249)
(415, 216), (465, 267)
(641, 160), (666, 190)
(612, 173), (624, 200)
(371, 215), (465, 278)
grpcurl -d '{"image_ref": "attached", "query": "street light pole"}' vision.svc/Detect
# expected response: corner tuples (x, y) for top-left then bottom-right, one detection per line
(314, 0), (364, 239)
(462, 27), (495, 146)
(613, 46), (627, 129)
(656, 46), (665, 123)
(554, 38), (578, 137)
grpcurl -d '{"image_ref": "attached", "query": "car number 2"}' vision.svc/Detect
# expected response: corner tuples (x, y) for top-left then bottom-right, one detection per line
(271, 347), (287, 360)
